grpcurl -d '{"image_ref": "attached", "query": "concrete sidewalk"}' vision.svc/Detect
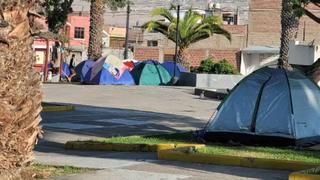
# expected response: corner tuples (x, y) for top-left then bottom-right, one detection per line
(38, 85), (291, 180)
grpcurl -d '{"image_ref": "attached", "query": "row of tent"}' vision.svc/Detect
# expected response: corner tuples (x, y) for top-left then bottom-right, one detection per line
(64, 55), (186, 86)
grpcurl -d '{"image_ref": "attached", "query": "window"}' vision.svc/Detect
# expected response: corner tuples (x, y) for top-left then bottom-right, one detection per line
(147, 40), (158, 47)
(74, 27), (85, 39)
(222, 13), (238, 25)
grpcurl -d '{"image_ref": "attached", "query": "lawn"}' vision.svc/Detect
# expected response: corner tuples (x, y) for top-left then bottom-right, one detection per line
(21, 164), (93, 179)
(94, 132), (320, 164)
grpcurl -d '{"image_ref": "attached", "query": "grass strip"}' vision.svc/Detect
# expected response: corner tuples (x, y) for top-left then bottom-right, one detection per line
(89, 132), (320, 164)
(21, 164), (94, 179)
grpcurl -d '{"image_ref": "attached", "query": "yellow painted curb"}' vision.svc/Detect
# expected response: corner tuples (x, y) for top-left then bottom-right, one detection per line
(157, 150), (319, 171)
(64, 141), (204, 153)
(289, 172), (320, 180)
(43, 105), (75, 112)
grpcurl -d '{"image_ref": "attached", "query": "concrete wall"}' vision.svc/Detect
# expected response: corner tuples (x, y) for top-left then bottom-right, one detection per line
(179, 72), (244, 89)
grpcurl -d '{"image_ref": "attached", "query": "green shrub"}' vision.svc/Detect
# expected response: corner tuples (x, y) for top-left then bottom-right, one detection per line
(192, 57), (239, 74)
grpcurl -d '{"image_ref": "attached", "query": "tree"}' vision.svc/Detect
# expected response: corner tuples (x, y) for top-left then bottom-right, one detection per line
(279, 0), (300, 68)
(291, 0), (320, 82)
(292, 0), (320, 23)
(143, 8), (231, 68)
(0, 0), (43, 179)
(43, 0), (73, 34)
(88, 0), (127, 60)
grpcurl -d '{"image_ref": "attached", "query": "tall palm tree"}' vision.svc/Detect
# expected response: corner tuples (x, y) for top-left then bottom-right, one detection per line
(0, 0), (43, 179)
(279, 0), (300, 68)
(143, 8), (231, 68)
(88, 0), (127, 60)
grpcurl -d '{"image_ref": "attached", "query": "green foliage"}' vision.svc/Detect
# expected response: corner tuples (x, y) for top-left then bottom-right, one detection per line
(43, 0), (73, 34)
(292, 0), (320, 22)
(193, 57), (239, 75)
(143, 8), (231, 51)
(103, 0), (129, 10)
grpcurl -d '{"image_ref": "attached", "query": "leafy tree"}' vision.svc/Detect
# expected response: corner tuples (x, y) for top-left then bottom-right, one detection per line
(143, 8), (231, 68)
(88, 0), (129, 60)
(0, 0), (43, 178)
(292, 0), (320, 23)
(43, 0), (74, 34)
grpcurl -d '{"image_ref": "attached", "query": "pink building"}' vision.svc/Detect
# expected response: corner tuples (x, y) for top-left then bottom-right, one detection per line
(33, 14), (90, 75)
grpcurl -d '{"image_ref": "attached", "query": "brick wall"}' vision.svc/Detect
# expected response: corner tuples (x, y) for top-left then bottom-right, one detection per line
(223, 25), (247, 35)
(250, 0), (281, 10)
(249, 0), (320, 46)
(209, 49), (240, 68)
(134, 47), (241, 69)
(109, 37), (125, 49)
(134, 48), (160, 61)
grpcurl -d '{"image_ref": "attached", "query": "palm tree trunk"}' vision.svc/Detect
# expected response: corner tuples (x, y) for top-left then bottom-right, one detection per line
(279, 0), (299, 68)
(0, 1), (42, 179)
(88, 0), (105, 60)
(177, 48), (190, 71)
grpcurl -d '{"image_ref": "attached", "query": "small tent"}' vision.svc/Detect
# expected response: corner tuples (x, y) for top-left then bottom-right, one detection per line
(131, 60), (172, 86)
(161, 61), (186, 78)
(203, 67), (320, 147)
(90, 64), (135, 85)
(84, 55), (135, 85)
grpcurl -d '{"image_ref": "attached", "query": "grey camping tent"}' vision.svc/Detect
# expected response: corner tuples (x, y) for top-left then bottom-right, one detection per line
(203, 67), (320, 147)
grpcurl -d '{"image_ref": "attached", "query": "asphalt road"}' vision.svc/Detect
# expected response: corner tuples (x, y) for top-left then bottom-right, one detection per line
(37, 84), (290, 180)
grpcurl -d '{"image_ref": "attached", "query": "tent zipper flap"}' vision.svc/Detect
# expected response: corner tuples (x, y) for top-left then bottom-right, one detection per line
(250, 76), (272, 133)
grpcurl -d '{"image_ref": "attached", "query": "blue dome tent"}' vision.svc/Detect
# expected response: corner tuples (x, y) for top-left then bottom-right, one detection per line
(203, 67), (320, 147)
(131, 60), (172, 86)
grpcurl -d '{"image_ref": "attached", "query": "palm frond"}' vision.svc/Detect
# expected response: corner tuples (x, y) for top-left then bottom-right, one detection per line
(150, 8), (175, 22)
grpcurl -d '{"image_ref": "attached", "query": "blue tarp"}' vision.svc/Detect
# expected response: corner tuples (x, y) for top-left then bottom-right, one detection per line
(81, 60), (95, 82)
(90, 67), (135, 85)
(61, 62), (71, 79)
(161, 61), (186, 77)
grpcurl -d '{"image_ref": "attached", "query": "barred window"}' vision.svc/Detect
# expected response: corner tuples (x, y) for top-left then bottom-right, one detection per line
(74, 27), (85, 39)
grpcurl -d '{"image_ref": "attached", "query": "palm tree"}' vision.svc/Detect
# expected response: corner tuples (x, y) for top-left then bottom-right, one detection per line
(0, 0), (42, 179)
(88, 0), (127, 60)
(143, 8), (231, 68)
(279, 0), (300, 68)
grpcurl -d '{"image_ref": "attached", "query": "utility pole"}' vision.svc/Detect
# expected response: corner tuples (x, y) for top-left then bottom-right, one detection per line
(173, 4), (180, 80)
(124, 3), (131, 59)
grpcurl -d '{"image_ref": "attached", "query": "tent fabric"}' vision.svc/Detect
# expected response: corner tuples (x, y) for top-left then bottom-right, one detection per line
(161, 61), (186, 77)
(84, 56), (135, 85)
(90, 67), (135, 85)
(204, 67), (320, 147)
(131, 60), (172, 86)
(81, 60), (95, 83)
(61, 62), (71, 79)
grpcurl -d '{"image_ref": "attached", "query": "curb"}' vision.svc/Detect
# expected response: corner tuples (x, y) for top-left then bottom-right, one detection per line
(157, 150), (319, 171)
(289, 172), (320, 180)
(64, 141), (205, 153)
(42, 105), (75, 112)
(289, 168), (320, 180)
